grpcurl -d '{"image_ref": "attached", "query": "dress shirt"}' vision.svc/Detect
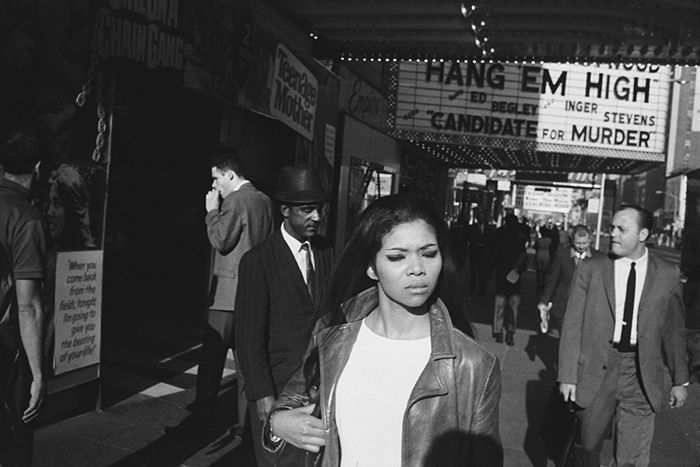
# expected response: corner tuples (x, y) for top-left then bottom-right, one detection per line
(280, 222), (315, 284)
(613, 248), (648, 346)
(570, 248), (591, 266)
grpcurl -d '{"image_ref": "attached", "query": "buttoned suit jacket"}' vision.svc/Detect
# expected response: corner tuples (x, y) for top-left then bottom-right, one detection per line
(558, 252), (688, 412)
(205, 183), (274, 311)
(540, 248), (605, 326)
(235, 230), (332, 401)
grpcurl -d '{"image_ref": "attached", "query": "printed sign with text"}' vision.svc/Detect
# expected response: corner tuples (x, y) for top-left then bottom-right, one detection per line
(54, 250), (103, 375)
(270, 43), (317, 139)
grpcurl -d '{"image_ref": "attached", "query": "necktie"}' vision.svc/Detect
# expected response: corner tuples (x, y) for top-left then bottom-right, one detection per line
(301, 243), (315, 299)
(619, 261), (636, 351)
(574, 253), (583, 267)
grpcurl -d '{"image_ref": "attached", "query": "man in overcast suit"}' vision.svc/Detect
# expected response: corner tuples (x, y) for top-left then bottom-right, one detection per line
(236, 165), (333, 466)
(558, 205), (689, 466)
(195, 151), (274, 443)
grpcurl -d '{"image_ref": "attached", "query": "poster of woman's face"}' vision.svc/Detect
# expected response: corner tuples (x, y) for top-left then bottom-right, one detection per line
(42, 163), (105, 251)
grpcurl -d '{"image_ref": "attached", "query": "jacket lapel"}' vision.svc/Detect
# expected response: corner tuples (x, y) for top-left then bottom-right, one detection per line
(407, 304), (454, 405)
(637, 254), (657, 327)
(602, 258), (616, 316)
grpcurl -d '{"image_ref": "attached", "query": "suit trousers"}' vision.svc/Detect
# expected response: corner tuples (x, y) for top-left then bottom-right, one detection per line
(578, 350), (655, 467)
(0, 340), (32, 467)
(195, 308), (235, 404)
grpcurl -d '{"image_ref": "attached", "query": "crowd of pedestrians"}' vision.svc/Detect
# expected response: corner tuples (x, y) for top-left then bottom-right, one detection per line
(1, 136), (696, 466)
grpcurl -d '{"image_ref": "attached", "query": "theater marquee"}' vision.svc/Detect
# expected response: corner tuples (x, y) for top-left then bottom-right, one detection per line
(393, 61), (671, 159)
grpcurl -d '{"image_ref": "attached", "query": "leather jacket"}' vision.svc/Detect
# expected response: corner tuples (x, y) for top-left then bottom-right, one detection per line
(265, 287), (502, 466)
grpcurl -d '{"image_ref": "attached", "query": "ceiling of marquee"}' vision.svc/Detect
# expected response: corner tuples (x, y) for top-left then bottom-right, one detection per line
(271, 0), (699, 173)
(274, 0), (700, 64)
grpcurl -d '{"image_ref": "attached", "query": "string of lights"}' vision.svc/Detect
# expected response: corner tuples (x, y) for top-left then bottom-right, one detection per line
(460, 2), (494, 58)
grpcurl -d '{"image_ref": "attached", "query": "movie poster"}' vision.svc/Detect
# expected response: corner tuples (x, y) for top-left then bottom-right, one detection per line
(0, 0), (109, 383)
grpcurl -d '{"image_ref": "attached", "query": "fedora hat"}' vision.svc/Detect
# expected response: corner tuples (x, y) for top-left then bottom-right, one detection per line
(274, 165), (329, 204)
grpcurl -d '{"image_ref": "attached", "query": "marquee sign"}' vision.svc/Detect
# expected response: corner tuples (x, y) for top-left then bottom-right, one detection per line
(393, 61), (671, 159)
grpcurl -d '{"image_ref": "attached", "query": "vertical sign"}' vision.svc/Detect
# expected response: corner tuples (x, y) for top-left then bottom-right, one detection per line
(269, 43), (318, 139)
(54, 250), (103, 375)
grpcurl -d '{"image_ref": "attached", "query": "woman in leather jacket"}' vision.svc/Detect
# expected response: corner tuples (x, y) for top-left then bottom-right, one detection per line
(265, 194), (502, 466)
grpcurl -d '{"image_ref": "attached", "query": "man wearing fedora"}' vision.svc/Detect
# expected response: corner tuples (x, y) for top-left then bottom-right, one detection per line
(236, 165), (333, 466)
(195, 152), (274, 444)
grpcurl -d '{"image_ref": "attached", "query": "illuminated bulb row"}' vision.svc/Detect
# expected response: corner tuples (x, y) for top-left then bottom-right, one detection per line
(337, 56), (690, 68)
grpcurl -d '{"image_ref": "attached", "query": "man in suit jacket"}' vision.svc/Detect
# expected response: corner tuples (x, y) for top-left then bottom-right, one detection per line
(538, 225), (604, 337)
(236, 165), (333, 466)
(195, 152), (274, 441)
(559, 205), (689, 467)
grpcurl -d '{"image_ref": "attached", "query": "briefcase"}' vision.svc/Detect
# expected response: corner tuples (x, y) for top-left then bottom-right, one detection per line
(538, 385), (581, 467)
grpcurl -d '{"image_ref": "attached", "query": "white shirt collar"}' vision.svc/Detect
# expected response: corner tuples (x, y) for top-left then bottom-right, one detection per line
(570, 248), (591, 259)
(616, 247), (648, 267)
(233, 179), (250, 192)
(280, 222), (310, 254)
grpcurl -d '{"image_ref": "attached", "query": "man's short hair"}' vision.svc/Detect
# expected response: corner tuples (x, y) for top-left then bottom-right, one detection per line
(1, 131), (40, 175)
(210, 151), (245, 178)
(571, 224), (591, 238)
(619, 204), (653, 232)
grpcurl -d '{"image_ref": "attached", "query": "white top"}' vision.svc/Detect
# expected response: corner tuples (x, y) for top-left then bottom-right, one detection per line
(335, 318), (431, 467)
(280, 222), (314, 284)
(613, 248), (648, 346)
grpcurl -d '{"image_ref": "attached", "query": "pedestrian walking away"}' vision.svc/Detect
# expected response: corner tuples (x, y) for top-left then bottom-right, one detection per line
(194, 150), (274, 447)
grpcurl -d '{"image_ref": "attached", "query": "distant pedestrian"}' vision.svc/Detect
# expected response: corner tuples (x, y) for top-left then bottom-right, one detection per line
(449, 211), (468, 268)
(492, 213), (527, 346)
(534, 231), (552, 290)
(195, 151), (274, 446)
(538, 225), (603, 337)
(236, 165), (334, 467)
(0, 131), (47, 467)
(467, 209), (494, 295)
(519, 216), (532, 248)
(535, 225), (603, 374)
(541, 218), (560, 258)
(559, 205), (689, 466)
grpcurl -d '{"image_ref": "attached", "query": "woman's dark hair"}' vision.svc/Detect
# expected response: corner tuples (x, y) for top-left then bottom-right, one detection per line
(322, 193), (473, 337)
(49, 164), (95, 249)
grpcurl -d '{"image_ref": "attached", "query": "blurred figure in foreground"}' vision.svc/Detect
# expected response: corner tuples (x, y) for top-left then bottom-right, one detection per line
(0, 131), (47, 467)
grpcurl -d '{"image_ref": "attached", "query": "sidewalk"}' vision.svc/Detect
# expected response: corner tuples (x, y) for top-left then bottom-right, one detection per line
(34, 267), (700, 466)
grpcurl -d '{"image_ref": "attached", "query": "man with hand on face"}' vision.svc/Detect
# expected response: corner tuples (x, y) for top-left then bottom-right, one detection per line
(236, 165), (333, 466)
(558, 205), (689, 467)
(195, 152), (274, 445)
